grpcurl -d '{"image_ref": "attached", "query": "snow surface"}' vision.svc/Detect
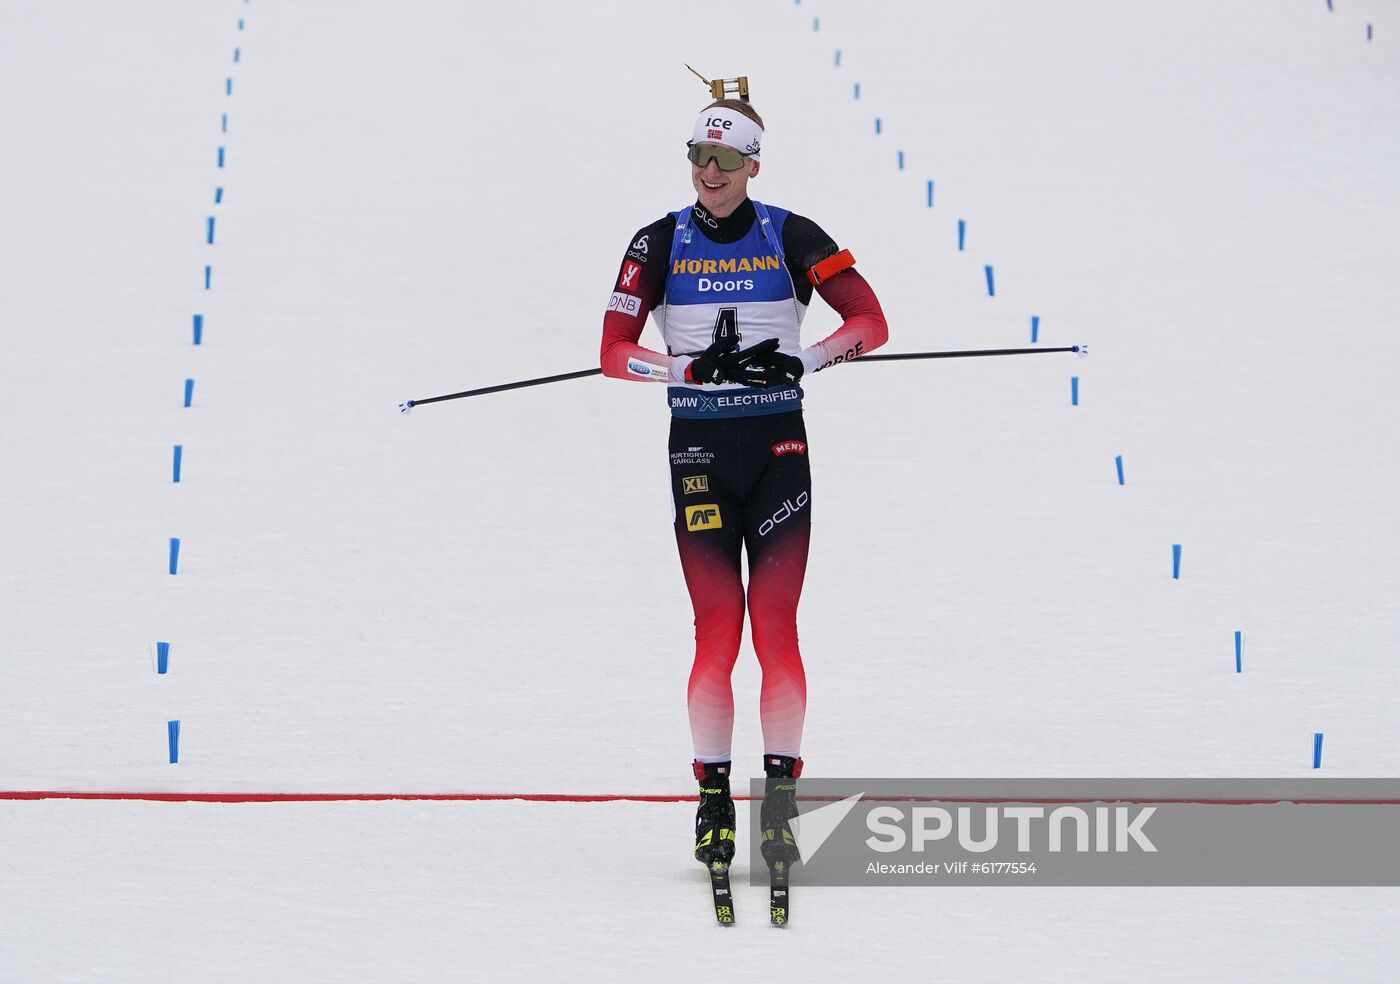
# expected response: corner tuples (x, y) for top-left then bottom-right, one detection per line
(2, 0), (1399, 981)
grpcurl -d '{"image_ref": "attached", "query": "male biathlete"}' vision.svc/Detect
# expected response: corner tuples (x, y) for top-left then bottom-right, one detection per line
(599, 88), (888, 918)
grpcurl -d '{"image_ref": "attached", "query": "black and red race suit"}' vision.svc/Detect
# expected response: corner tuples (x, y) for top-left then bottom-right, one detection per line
(600, 198), (887, 762)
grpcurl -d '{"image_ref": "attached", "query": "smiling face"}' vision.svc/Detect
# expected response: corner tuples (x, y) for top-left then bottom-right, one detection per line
(690, 146), (760, 218)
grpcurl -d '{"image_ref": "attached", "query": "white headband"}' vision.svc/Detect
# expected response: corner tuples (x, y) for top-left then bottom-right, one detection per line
(691, 106), (762, 160)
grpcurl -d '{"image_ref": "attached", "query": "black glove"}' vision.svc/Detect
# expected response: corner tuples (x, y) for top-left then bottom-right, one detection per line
(733, 343), (804, 389)
(689, 337), (783, 386)
(688, 335), (738, 385)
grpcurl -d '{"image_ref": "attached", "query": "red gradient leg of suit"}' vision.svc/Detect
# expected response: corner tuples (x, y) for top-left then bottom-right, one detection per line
(676, 524), (746, 762)
(746, 523), (810, 758)
(670, 412), (812, 763)
(744, 445), (812, 760)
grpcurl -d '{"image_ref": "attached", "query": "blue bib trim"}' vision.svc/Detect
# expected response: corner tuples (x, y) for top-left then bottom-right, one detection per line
(667, 203), (792, 304)
(666, 383), (804, 419)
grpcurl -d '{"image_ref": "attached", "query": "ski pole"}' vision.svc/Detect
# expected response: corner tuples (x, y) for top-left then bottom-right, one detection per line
(398, 344), (1085, 412)
(854, 344), (1083, 363)
(399, 367), (602, 412)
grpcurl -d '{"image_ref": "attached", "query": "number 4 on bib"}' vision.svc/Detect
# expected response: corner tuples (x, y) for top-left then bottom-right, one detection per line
(711, 307), (740, 349)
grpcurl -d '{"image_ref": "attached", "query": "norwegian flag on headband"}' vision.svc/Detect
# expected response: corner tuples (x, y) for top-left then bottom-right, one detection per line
(691, 106), (763, 159)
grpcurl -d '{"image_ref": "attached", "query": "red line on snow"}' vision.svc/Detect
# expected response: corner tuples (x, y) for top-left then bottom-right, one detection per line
(3, 791), (1399, 805)
(0, 791), (701, 803)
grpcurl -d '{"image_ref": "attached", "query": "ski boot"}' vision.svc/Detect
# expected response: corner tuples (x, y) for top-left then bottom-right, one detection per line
(760, 754), (803, 926)
(694, 760), (737, 925)
(693, 760), (736, 867)
(759, 754), (803, 865)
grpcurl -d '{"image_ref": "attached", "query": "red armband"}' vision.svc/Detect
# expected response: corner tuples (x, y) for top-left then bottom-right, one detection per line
(806, 248), (856, 286)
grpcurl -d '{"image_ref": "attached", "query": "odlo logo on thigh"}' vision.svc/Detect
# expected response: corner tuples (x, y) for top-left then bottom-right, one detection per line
(686, 504), (722, 531)
(758, 492), (809, 537)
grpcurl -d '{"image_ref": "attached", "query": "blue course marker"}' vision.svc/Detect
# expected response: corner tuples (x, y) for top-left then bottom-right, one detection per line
(225, 78), (233, 96)
(1313, 732), (1324, 768)
(854, 81), (861, 99)
(193, 314), (203, 345)
(157, 641), (170, 674)
(221, 112), (228, 133)
(813, 17), (819, 31)
(926, 180), (934, 207)
(1031, 315), (1040, 343)
(874, 117), (881, 135)
(215, 187), (224, 204)
(897, 150), (904, 170)
(234, 47), (241, 63)
(834, 49), (841, 67)
(168, 720), (180, 763)
(1115, 454), (1124, 485)
(184, 378), (195, 408)
(238, 18), (244, 29)
(1172, 543), (1182, 579)
(206, 216), (215, 244)
(204, 265), (212, 290)
(217, 146), (225, 168)
(1367, 23), (1372, 40)
(1071, 375), (1080, 405)
(984, 265), (995, 296)
(169, 537), (181, 575)
(173, 445), (183, 483)
(957, 219), (965, 251)
(1234, 630), (1243, 673)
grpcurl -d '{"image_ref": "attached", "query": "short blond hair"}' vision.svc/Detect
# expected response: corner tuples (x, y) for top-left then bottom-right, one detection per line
(706, 99), (764, 130)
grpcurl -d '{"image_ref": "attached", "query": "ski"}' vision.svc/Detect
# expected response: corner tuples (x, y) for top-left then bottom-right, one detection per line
(769, 860), (790, 926)
(708, 861), (736, 925)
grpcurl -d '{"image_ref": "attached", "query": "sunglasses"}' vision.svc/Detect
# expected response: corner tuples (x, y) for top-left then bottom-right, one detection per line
(686, 142), (749, 172)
